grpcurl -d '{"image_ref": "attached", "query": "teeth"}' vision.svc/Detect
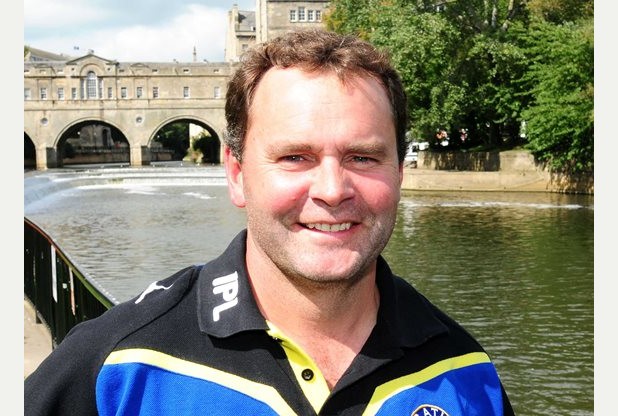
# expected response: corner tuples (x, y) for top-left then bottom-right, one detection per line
(306, 223), (352, 232)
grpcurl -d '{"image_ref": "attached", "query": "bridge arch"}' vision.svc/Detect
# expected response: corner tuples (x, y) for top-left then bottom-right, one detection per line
(25, 133), (36, 170)
(150, 115), (223, 164)
(54, 117), (127, 147)
(54, 118), (131, 167)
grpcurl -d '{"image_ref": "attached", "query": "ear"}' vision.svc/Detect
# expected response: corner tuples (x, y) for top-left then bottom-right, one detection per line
(224, 146), (246, 208)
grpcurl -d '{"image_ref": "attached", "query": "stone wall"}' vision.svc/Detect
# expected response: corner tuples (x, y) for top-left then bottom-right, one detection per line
(402, 150), (593, 194)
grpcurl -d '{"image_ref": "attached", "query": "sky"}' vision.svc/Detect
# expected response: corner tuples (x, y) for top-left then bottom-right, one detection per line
(24, 0), (256, 63)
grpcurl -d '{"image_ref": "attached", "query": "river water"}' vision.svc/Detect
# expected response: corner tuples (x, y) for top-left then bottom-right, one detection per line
(24, 165), (594, 415)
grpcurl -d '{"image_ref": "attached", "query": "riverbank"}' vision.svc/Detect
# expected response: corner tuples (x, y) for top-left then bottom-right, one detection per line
(403, 150), (593, 194)
(24, 299), (53, 378)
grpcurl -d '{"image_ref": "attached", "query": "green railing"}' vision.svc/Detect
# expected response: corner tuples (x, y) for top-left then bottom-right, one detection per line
(24, 217), (117, 347)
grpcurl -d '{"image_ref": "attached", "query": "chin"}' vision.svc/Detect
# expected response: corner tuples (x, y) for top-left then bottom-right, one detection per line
(289, 258), (370, 285)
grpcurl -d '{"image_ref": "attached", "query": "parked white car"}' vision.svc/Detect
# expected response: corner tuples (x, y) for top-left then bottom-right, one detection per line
(404, 141), (429, 162)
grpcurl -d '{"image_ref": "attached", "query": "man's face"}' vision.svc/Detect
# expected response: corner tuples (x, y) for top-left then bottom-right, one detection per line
(225, 67), (403, 286)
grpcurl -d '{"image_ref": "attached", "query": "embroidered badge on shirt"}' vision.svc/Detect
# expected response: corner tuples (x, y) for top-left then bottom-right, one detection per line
(411, 404), (450, 416)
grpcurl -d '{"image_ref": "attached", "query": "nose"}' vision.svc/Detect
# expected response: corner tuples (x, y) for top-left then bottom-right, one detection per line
(308, 159), (354, 207)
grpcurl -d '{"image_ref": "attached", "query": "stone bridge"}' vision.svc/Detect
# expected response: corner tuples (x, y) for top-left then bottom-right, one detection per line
(24, 53), (236, 169)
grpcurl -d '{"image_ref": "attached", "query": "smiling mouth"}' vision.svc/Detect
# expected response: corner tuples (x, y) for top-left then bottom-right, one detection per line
(305, 223), (352, 232)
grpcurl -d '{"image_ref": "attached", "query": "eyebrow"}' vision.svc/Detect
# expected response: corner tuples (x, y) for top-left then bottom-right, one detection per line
(345, 141), (389, 157)
(265, 142), (314, 155)
(263, 139), (391, 157)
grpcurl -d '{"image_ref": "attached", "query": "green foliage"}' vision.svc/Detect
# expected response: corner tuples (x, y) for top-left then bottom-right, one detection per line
(326, 0), (593, 171)
(527, 0), (593, 23)
(154, 122), (189, 160)
(518, 18), (593, 172)
(192, 131), (220, 163)
(369, 10), (462, 140)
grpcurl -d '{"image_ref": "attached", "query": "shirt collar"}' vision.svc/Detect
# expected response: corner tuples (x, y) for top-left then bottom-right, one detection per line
(197, 230), (448, 347)
(197, 229), (268, 337)
(373, 256), (449, 349)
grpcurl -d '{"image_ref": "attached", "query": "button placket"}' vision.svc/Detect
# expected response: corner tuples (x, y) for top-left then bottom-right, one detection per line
(301, 368), (314, 381)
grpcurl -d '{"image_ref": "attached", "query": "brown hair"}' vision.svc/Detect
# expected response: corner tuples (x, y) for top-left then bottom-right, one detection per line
(224, 29), (408, 162)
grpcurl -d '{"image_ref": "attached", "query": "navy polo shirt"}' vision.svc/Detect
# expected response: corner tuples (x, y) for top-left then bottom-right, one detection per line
(25, 230), (514, 415)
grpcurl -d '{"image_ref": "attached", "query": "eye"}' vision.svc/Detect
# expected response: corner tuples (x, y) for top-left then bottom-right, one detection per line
(351, 156), (376, 164)
(281, 155), (305, 162)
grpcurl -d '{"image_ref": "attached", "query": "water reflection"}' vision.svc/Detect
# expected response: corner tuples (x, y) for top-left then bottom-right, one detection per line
(384, 191), (593, 415)
(24, 169), (594, 415)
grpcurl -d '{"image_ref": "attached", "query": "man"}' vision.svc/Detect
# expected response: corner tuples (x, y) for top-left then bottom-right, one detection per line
(25, 29), (514, 415)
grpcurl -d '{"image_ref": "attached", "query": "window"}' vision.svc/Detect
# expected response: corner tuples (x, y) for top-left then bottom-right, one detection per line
(40, 87), (47, 100)
(183, 86), (190, 98)
(107, 87), (113, 99)
(86, 71), (98, 99)
(153, 86), (159, 98)
(214, 86), (221, 99)
(136, 86), (143, 98)
(71, 87), (77, 99)
(57, 87), (65, 100)
(121, 87), (127, 98)
(315, 10), (322, 21)
(298, 7), (306, 21)
(24, 88), (31, 100)
(308, 10), (314, 21)
(289, 9), (297, 22)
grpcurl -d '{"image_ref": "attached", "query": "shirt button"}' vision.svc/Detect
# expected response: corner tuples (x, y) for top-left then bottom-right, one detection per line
(301, 369), (314, 381)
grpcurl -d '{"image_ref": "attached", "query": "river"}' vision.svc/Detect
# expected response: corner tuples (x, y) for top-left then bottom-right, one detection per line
(24, 165), (594, 415)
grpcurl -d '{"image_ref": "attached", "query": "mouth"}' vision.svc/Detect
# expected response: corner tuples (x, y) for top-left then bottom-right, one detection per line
(304, 222), (353, 232)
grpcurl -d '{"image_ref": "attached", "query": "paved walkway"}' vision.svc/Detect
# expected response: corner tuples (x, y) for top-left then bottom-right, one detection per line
(24, 299), (53, 379)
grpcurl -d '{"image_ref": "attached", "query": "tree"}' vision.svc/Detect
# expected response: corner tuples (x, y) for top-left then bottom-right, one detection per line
(517, 18), (593, 172)
(326, 0), (528, 148)
(526, 0), (593, 24)
(155, 122), (190, 160)
(325, 0), (593, 171)
(192, 132), (220, 164)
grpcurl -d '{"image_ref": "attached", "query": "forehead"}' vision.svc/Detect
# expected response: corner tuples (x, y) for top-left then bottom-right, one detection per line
(244, 67), (397, 154)
(258, 66), (384, 91)
(249, 67), (392, 118)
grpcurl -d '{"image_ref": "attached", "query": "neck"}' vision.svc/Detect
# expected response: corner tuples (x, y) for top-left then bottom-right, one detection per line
(256, 273), (380, 337)
(248, 256), (380, 388)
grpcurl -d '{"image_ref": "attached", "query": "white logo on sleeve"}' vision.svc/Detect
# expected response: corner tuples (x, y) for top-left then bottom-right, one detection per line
(212, 272), (239, 322)
(134, 281), (174, 304)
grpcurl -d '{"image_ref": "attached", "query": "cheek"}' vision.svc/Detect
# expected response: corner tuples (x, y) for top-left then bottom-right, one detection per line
(368, 187), (400, 211)
(246, 173), (307, 214)
(353, 174), (401, 209)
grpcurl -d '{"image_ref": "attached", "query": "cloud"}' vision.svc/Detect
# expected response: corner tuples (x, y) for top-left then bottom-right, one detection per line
(24, 0), (111, 29)
(85, 5), (228, 62)
(23, 1), (257, 62)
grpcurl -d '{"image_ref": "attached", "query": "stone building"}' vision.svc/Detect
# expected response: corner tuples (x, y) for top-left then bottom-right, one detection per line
(225, 5), (257, 62)
(225, 0), (330, 62)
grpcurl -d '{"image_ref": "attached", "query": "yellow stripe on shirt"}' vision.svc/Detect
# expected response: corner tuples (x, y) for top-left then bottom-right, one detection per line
(361, 351), (492, 416)
(104, 348), (298, 416)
